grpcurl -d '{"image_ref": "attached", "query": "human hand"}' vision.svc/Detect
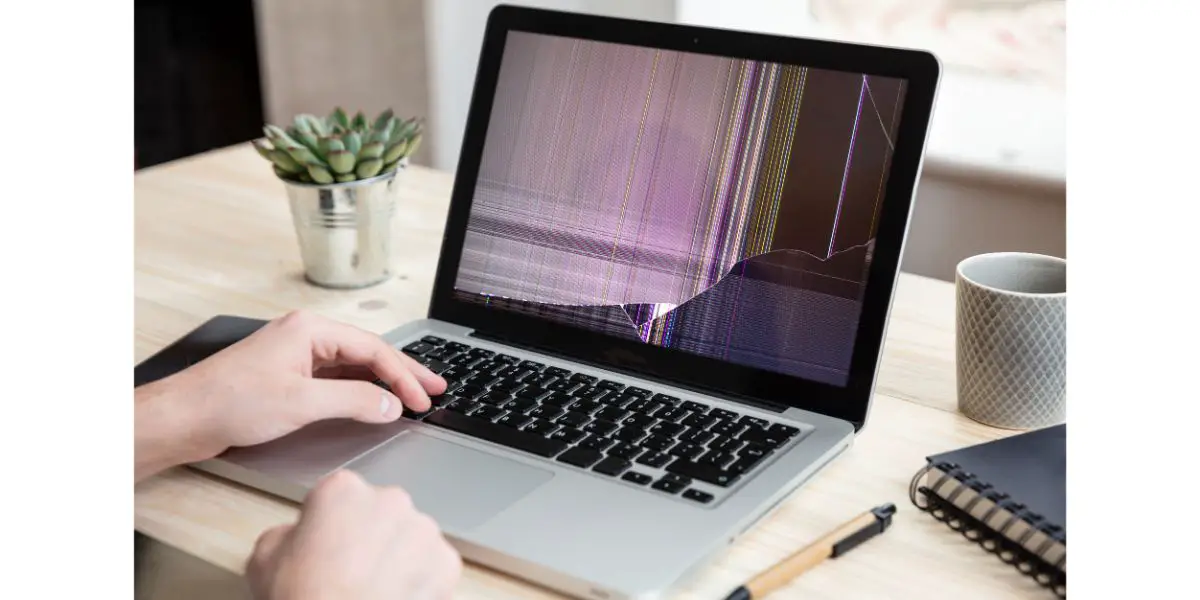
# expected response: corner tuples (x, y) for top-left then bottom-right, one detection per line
(247, 469), (462, 600)
(136, 310), (445, 469)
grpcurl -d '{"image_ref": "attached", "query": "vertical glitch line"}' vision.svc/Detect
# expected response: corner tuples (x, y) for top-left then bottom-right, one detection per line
(827, 75), (866, 258)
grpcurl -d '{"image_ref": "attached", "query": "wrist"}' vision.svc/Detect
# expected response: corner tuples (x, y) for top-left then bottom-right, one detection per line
(134, 374), (226, 481)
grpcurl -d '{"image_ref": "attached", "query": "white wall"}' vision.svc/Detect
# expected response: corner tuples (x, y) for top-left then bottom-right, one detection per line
(422, 0), (676, 171)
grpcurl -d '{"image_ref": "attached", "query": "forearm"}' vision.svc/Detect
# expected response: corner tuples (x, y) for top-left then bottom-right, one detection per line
(134, 376), (220, 482)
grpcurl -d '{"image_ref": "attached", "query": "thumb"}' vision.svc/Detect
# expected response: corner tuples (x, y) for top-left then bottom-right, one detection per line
(293, 378), (404, 424)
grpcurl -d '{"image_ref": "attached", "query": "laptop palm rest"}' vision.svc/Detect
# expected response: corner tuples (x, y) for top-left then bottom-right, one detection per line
(344, 431), (554, 532)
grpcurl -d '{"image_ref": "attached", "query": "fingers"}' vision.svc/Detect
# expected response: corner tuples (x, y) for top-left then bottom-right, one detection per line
(299, 316), (446, 411)
(293, 378), (405, 424)
(250, 523), (293, 565)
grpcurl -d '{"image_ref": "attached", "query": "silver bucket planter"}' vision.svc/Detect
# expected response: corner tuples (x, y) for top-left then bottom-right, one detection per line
(282, 161), (405, 289)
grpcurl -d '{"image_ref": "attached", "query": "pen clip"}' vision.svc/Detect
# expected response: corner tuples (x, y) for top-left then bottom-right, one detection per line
(830, 503), (896, 558)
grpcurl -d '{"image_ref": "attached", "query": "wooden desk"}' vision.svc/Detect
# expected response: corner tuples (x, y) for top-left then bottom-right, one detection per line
(135, 145), (1043, 599)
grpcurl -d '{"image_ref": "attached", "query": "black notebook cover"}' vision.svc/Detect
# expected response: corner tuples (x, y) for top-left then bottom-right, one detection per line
(135, 315), (269, 386)
(930, 424), (1065, 531)
(910, 424), (1066, 597)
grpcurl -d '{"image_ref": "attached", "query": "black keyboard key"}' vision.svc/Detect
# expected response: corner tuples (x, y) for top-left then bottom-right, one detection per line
(582, 419), (619, 436)
(549, 380), (583, 394)
(403, 406), (432, 420)
(597, 380), (626, 391)
(446, 398), (475, 414)
(581, 388), (610, 402)
(465, 374), (501, 389)
(620, 413), (656, 429)
(572, 399), (604, 415)
(592, 456), (631, 477)
(450, 354), (481, 368)
(506, 398), (538, 414)
(542, 392), (576, 407)
(625, 387), (652, 398)
(742, 428), (788, 448)
(666, 460), (739, 487)
(528, 375), (559, 389)
(528, 405), (564, 421)
(580, 435), (617, 452)
(662, 472), (692, 486)
(636, 452), (672, 468)
(682, 413), (718, 430)
(649, 422), (685, 438)
(608, 443), (644, 460)
(419, 358), (452, 374)
(651, 393), (679, 405)
(473, 405), (505, 421)
(627, 399), (662, 416)
(468, 348), (495, 358)
(669, 441), (705, 460)
(681, 428), (715, 445)
(493, 365), (518, 378)
(515, 386), (553, 402)
(456, 385), (487, 400)
(712, 420), (746, 438)
(614, 427), (647, 443)
(424, 347), (459, 361)
(621, 471), (652, 485)
(738, 416), (770, 430)
(606, 394), (639, 408)
(710, 408), (738, 421)
(740, 443), (770, 461)
(681, 400), (708, 413)
(556, 411), (590, 428)
(421, 335), (446, 345)
(557, 446), (603, 468)
(424, 410), (568, 458)
(682, 489), (714, 504)
(708, 436), (743, 453)
(496, 354), (520, 364)
(523, 418), (559, 437)
(768, 423), (800, 438)
(442, 366), (469, 380)
(445, 341), (470, 353)
(656, 407), (691, 423)
(477, 391), (511, 406)
(570, 373), (598, 385)
(549, 427), (586, 444)
(492, 379), (526, 393)
(700, 450), (737, 469)
(545, 366), (572, 378)
(429, 393), (455, 408)
(642, 435), (676, 453)
(473, 360), (503, 375)
(497, 413), (533, 429)
(727, 456), (761, 475)
(518, 360), (545, 371)
(511, 369), (539, 382)
(596, 407), (629, 423)
(652, 478), (686, 494)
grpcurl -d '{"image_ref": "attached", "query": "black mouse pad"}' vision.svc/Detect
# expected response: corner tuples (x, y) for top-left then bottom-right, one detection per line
(134, 315), (268, 387)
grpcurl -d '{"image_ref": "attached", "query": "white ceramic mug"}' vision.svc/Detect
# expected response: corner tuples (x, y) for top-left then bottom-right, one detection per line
(955, 252), (1066, 429)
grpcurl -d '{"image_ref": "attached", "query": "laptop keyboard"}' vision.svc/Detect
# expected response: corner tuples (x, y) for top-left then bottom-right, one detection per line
(385, 335), (802, 504)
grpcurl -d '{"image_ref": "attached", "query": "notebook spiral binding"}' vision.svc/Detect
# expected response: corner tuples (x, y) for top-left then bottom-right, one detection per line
(909, 460), (1066, 598)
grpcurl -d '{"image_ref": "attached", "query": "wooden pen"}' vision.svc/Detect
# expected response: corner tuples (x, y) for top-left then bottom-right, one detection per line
(723, 503), (897, 600)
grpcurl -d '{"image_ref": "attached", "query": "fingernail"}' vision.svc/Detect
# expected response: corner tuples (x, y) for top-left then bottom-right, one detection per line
(379, 391), (393, 416)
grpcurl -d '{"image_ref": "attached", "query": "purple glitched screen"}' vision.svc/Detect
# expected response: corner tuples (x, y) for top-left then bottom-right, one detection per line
(453, 32), (907, 387)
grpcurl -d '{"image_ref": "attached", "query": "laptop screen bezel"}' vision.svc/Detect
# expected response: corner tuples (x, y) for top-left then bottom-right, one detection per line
(426, 5), (941, 430)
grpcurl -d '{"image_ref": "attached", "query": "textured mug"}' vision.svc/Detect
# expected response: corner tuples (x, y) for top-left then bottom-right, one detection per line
(955, 252), (1066, 429)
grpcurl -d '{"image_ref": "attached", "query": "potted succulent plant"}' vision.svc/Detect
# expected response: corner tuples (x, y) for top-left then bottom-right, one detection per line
(251, 108), (423, 289)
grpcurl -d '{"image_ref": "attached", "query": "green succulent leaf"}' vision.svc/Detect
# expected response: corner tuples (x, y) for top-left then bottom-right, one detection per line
(335, 173), (357, 183)
(306, 163), (335, 184)
(382, 140), (407, 164)
(327, 150), (355, 174)
(321, 137), (346, 156)
(395, 117), (419, 141)
(343, 131), (362, 156)
(359, 140), (385, 159)
(292, 115), (313, 135)
(356, 157), (383, 179)
(297, 171), (313, 183)
(330, 107), (350, 130)
(351, 111), (367, 130)
(373, 108), (395, 132)
(251, 138), (274, 160)
(296, 131), (321, 156)
(382, 159), (402, 174)
(273, 165), (293, 180)
(285, 145), (320, 166)
(405, 133), (422, 157)
(268, 149), (304, 173)
(263, 124), (295, 145)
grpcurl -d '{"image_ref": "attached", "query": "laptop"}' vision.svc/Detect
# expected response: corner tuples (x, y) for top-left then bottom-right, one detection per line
(174, 6), (939, 598)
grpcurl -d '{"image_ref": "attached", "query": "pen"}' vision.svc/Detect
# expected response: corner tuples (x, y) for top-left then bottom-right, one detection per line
(723, 503), (897, 600)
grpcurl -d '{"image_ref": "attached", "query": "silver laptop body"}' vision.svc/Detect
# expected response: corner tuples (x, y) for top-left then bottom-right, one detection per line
(195, 6), (940, 599)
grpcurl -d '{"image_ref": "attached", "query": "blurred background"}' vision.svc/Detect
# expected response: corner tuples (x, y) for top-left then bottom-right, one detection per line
(134, 0), (1064, 280)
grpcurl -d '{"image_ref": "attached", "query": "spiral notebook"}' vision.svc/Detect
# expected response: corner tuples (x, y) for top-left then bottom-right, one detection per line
(909, 424), (1065, 597)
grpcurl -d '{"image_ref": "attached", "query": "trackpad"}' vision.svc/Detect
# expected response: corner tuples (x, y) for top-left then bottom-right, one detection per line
(343, 431), (554, 532)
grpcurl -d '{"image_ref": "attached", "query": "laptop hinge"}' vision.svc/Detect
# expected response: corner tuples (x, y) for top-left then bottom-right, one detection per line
(469, 330), (790, 414)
